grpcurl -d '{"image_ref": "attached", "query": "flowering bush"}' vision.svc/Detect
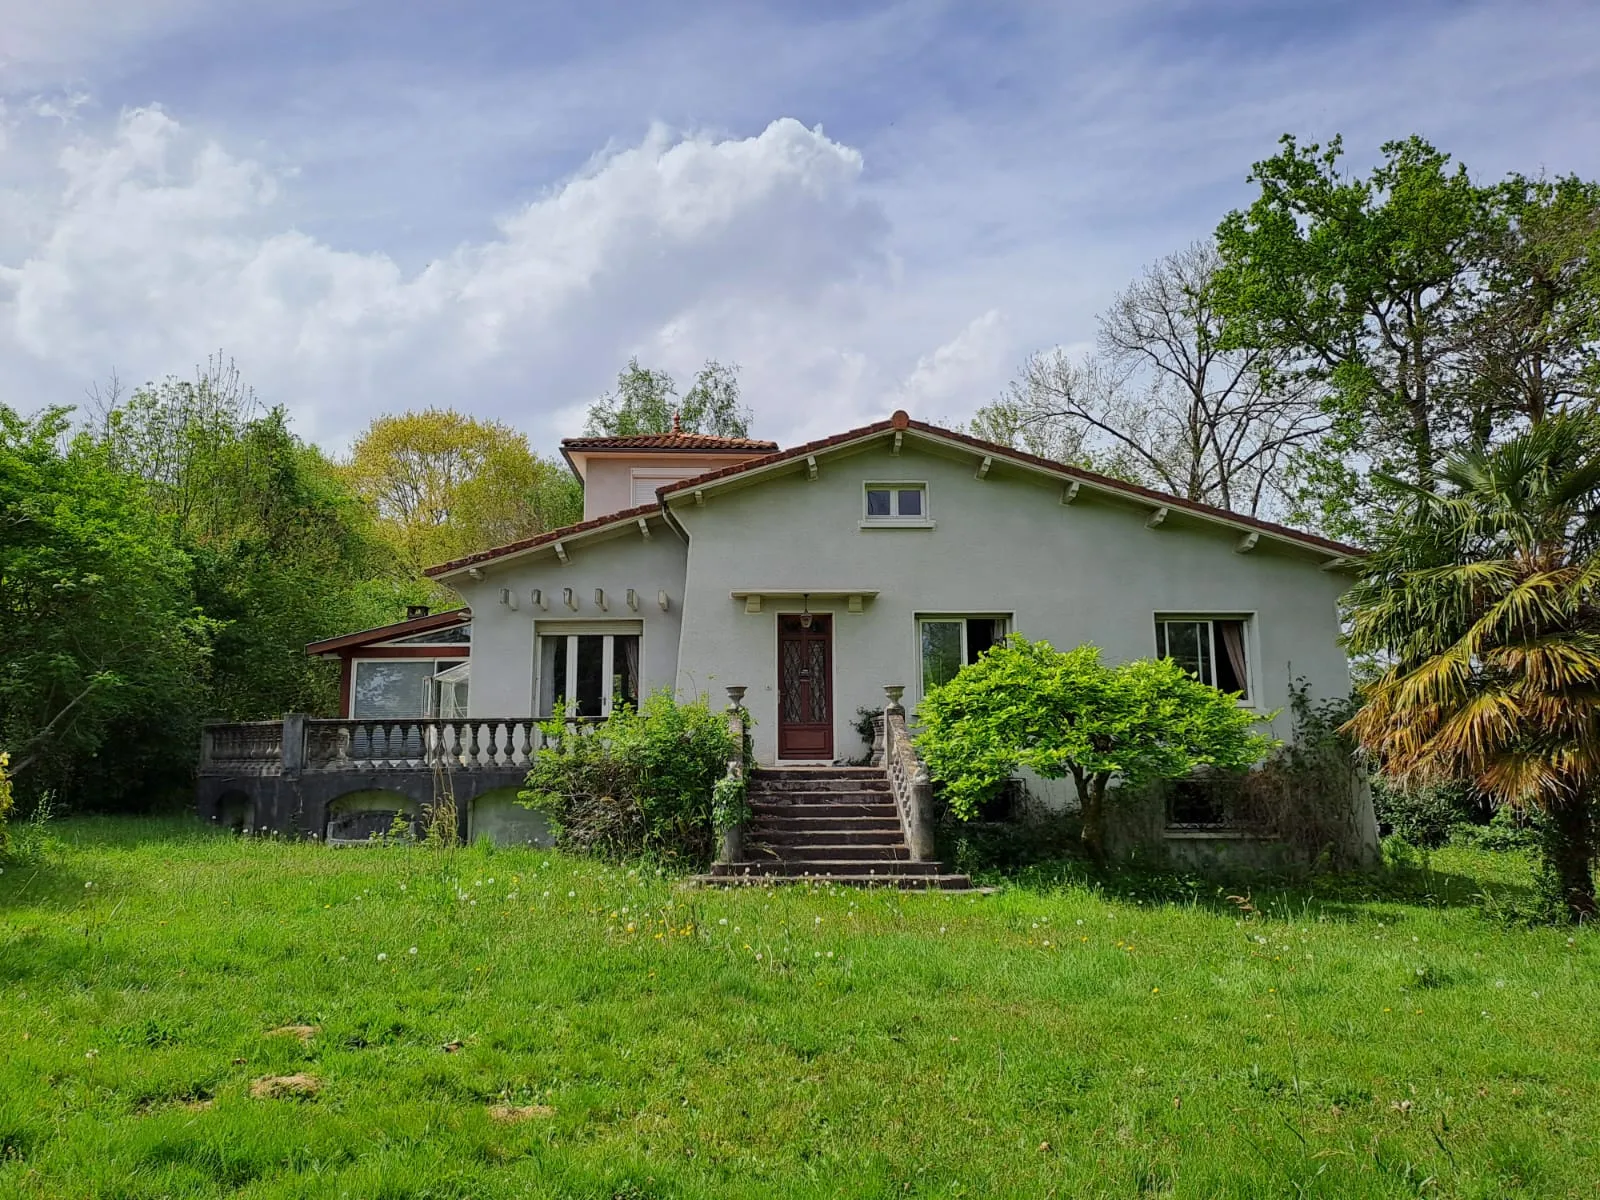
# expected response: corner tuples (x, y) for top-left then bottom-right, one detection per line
(519, 690), (736, 865)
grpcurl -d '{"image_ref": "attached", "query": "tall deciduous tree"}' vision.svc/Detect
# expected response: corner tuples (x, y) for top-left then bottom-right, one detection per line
(584, 358), (752, 438)
(93, 362), (419, 723)
(1344, 414), (1600, 920)
(1, 404), (214, 807)
(344, 409), (582, 573)
(975, 243), (1324, 517)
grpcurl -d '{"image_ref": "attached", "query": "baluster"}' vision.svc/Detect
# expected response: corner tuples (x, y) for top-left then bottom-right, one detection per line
(464, 720), (479, 767)
(485, 722), (503, 766)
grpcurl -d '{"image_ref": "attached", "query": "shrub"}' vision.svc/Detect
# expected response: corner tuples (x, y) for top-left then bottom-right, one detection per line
(1373, 777), (1477, 848)
(1450, 805), (1541, 853)
(519, 691), (735, 865)
(915, 637), (1275, 861)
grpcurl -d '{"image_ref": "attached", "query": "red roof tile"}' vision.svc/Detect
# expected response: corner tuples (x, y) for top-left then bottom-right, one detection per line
(425, 503), (663, 578)
(305, 607), (471, 655)
(561, 433), (778, 451)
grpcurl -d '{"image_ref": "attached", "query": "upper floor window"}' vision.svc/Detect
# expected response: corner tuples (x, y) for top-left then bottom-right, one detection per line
(863, 483), (931, 527)
(1154, 616), (1250, 701)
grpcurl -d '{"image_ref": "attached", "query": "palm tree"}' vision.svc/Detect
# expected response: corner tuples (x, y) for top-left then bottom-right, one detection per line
(1344, 414), (1600, 920)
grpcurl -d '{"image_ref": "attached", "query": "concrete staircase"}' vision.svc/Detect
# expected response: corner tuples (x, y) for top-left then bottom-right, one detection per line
(700, 766), (971, 889)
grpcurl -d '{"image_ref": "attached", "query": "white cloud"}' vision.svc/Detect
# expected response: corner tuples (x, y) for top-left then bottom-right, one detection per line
(894, 309), (1009, 421)
(0, 108), (901, 447)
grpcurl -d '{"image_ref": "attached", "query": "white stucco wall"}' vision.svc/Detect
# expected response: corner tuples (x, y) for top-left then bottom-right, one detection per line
(669, 439), (1352, 765)
(447, 522), (689, 716)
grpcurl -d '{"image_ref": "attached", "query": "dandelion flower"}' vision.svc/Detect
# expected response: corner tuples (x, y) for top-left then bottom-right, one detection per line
(377, 952), (388, 962)
(567, 890), (575, 898)
(408, 946), (418, 956)
(718, 918), (727, 926)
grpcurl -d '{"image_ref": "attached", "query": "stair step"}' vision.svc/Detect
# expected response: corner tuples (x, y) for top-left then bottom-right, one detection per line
(748, 842), (911, 862)
(692, 872), (975, 891)
(750, 779), (891, 795)
(710, 858), (945, 877)
(756, 767), (885, 780)
(749, 828), (904, 846)
(750, 813), (902, 830)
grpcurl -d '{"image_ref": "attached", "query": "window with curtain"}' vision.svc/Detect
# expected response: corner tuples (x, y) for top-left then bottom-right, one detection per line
(1154, 617), (1250, 700)
(536, 624), (643, 718)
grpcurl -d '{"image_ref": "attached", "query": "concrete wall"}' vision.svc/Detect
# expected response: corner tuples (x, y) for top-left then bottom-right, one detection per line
(448, 521), (690, 716)
(581, 453), (763, 520)
(670, 437), (1353, 765)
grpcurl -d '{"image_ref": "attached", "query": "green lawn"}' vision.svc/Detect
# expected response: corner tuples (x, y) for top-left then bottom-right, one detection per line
(1, 819), (1595, 1199)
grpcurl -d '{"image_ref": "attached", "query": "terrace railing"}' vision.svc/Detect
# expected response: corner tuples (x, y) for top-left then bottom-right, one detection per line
(882, 686), (936, 862)
(199, 716), (590, 777)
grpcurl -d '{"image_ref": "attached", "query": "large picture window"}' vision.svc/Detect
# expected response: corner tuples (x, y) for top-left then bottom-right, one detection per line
(352, 659), (466, 719)
(537, 623), (642, 718)
(918, 615), (1008, 698)
(1155, 616), (1250, 700)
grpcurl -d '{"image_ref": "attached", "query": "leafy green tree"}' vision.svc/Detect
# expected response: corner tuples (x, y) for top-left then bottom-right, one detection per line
(344, 408), (581, 574)
(1, 405), (214, 808)
(96, 365), (419, 721)
(1344, 414), (1600, 920)
(583, 358), (752, 438)
(1213, 135), (1485, 537)
(915, 637), (1275, 862)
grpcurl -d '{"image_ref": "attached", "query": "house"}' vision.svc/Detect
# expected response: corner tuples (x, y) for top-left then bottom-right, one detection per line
(197, 410), (1378, 870)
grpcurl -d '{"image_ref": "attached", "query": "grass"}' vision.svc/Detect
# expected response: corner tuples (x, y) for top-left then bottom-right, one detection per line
(1, 819), (1595, 1199)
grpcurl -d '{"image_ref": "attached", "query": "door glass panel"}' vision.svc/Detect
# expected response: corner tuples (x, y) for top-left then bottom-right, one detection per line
(538, 636), (569, 716)
(575, 635), (605, 717)
(807, 637), (829, 723)
(353, 660), (434, 719)
(614, 635), (640, 710)
(921, 621), (964, 693)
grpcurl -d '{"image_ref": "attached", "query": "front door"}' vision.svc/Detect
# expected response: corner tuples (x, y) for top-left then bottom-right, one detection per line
(778, 614), (833, 760)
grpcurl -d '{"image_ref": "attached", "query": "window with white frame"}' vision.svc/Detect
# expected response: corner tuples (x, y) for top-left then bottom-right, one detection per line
(918, 615), (1009, 697)
(863, 482), (929, 525)
(536, 623), (643, 718)
(351, 659), (465, 719)
(1154, 616), (1251, 700)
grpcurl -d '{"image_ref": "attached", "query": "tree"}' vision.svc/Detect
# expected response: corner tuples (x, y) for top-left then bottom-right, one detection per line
(914, 637), (1275, 862)
(1, 404), (215, 808)
(975, 243), (1324, 517)
(1344, 414), (1600, 920)
(94, 363), (421, 722)
(583, 358), (752, 438)
(344, 409), (581, 573)
(1212, 136), (1486, 537)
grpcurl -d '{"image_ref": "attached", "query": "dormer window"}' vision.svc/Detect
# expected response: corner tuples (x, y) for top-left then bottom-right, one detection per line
(862, 483), (932, 528)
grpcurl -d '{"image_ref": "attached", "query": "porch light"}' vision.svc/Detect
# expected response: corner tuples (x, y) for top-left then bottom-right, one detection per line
(800, 593), (813, 629)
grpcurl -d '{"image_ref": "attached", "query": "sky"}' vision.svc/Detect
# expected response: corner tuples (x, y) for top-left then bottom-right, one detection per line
(1, 0), (1597, 456)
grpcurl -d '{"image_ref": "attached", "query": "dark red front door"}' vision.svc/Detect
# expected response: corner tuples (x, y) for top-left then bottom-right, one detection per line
(778, 614), (833, 760)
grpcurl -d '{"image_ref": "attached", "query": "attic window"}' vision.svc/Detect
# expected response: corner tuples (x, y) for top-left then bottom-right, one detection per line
(862, 484), (931, 527)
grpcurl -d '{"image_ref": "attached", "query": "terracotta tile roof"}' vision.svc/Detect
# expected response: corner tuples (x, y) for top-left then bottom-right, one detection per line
(561, 433), (778, 451)
(655, 411), (1366, 559)
(305, 607), (471, 655)
(424, 503), (664, 578)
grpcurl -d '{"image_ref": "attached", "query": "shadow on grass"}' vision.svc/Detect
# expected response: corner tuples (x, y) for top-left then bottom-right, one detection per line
(972, 849), (1543, 924)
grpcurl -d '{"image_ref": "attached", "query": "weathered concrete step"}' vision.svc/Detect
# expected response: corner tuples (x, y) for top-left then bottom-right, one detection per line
(750, 814), (902, 831)
(750, 778), (891, 795)
(749, 842), (911, 862)
(710, 858), (945, 877)
(756, 767), (887, 781)
(692, 872), (975, 891)
(749, 828), (904, 846)
(750, 802), (899, 819)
